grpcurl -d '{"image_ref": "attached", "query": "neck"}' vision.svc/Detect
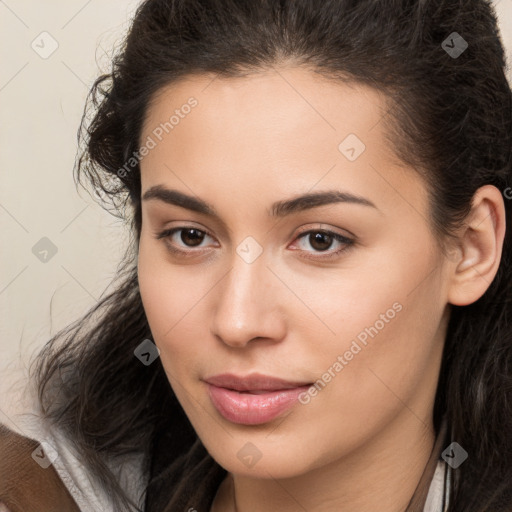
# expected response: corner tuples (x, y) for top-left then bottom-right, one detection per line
(217, 410), (436, 512)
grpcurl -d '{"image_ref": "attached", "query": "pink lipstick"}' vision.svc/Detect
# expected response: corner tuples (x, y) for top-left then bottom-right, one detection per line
(204, 373), (312, 425)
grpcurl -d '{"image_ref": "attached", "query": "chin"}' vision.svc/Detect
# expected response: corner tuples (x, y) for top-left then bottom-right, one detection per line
(204, 433), (319, 479)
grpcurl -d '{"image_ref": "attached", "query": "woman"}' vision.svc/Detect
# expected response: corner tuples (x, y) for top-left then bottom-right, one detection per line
(1, 0), (511, 510)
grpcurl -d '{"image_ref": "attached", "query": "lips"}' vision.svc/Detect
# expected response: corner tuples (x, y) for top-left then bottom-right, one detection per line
(203, 373), (313, 425)
(204, 373), (312, 392)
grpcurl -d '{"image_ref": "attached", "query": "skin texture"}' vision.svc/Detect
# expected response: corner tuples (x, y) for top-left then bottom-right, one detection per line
(136, 65), (506, 512)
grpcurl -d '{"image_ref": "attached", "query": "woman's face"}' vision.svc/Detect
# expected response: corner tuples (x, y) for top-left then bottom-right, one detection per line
(137, 66), (452, 478)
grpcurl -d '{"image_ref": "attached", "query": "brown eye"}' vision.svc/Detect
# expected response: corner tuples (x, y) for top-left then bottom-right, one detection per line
(308, 231), (335, 251)
(155, 226), (216, 256)
(179, 228), (206, 247)
(292, 229), (354, 261)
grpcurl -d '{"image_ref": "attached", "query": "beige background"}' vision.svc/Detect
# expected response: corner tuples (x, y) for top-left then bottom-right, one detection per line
(1, 0), (511, 384)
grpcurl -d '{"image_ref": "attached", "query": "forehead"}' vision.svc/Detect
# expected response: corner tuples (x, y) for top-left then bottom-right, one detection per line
(142, 67), (391, 149)
(139, 66), (428, 219)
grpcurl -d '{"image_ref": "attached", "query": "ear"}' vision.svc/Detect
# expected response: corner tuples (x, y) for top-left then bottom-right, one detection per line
(447, 185), (507, 306)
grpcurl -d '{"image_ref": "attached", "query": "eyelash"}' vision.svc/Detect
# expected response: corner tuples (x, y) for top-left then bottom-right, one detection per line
(155, 226), (354, 261)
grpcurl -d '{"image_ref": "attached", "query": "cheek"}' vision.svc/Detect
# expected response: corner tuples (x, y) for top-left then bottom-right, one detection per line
(304, 243), (445, 430)
(137, 236), (212, 367)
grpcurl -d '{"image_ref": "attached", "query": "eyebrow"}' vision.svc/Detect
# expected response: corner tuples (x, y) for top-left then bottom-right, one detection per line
(142, 185), (378, 218)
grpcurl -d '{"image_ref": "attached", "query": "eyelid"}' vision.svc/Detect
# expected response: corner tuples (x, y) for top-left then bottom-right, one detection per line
(289, 228), (354, 260)
(155, 225), (218, 247)
(293, 223), (355, 239)
(156, 221), (216, 240)
(155, 223), (355, 259)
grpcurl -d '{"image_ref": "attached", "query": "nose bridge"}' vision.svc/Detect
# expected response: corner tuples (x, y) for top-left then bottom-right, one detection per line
(211, 245), (285, 346)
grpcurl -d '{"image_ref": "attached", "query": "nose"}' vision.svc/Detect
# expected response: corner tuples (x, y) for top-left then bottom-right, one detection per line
(210, 251), (287, 349)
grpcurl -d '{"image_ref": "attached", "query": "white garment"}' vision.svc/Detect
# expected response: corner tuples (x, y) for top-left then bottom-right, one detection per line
(1, 361), (450, 512)
(0, 361), (147, 512)
(424, 459), (451, 511)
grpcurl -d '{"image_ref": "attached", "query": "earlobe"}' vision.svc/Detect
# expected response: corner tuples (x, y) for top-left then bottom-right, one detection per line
(447, 185), (506, 307)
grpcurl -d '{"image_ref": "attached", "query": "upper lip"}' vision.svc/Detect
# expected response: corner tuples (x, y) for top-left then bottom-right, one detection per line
(204, 373), (312, 392)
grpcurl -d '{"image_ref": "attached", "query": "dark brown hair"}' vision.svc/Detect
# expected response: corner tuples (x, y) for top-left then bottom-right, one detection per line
(30, 0), (512, 510)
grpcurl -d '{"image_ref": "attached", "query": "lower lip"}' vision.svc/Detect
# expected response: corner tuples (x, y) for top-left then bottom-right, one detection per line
(206, 383), (311, 425)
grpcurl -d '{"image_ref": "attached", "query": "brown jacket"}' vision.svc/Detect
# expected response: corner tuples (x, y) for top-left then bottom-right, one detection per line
(0, 423), (80, 512)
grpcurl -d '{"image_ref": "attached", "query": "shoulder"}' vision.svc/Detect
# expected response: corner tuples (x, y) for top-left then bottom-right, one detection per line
(0, 364), (147, 512)
(0, 422), (81, 512)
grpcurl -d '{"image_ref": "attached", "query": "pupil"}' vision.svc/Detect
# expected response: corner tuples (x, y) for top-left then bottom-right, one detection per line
(310, 232), (332, 251)
(182, 229), (204, 247)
